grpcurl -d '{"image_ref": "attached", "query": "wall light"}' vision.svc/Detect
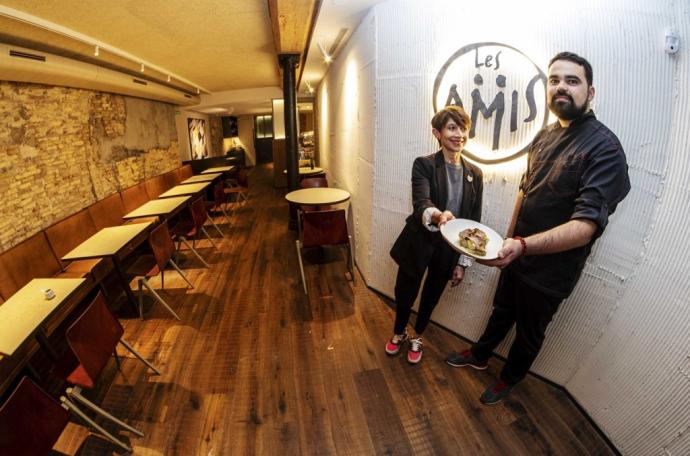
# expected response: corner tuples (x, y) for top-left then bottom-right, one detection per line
(140, 63), (145, 72)
(94, 45), (99, 56)
(167, 75), (171, 82)
(305, 81), (315, 93)
(318, 43), (332, 64)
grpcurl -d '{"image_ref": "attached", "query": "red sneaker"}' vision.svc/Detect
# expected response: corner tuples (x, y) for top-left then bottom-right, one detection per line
(407, 337), (423, 364)
(385, 332), (408, 355)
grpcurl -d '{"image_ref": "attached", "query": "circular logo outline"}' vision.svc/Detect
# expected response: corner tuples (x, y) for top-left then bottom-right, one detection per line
(433, 42), (548, 165)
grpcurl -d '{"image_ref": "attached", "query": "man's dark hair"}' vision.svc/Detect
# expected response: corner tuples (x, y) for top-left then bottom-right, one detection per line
(431, 105), (471, 133)
(549, 52), (593, 86)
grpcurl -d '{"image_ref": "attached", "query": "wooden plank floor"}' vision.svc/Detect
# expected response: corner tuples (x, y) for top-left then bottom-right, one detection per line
(55, 164), (615, 455)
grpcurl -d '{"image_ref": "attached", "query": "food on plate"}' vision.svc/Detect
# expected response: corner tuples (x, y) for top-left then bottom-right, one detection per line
(458, 227), (489, 256)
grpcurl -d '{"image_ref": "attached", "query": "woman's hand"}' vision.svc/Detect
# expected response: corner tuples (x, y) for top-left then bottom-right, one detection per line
(432, 210), (455, 227)
(450, 265), (465, 287)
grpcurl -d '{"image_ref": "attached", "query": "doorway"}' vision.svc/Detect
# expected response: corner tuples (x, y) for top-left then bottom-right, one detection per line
(254, 114), (273, 164)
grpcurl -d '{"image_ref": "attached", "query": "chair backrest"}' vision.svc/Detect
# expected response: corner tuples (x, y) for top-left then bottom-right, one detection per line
(0, 231), (63, 299)
(0, 376), (70, 455)
(190, 197), (208, 230)
(238, 168), (249, 188)
(44, 209), (98, 263)
(300, 177), (328, 189)
(64, 292), (124, 389)
(120, 182), (150, 213)
(213, 182), (225, 206)
(301, 210), (349, 248)
(88, 192), (125, 230)
(149, 222), (175, 271)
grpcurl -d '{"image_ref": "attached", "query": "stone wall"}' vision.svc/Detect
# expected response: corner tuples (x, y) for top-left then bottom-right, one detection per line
(0, 81), (180, 251)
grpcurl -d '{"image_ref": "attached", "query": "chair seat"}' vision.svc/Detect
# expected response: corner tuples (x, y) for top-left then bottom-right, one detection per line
(126, 255), (160, 278)
(223, 186), (247, 194)
(172, 220), (197, 238)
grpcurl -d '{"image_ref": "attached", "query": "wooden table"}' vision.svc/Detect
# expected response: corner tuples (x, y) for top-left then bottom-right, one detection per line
(283, 167), (325, 176)
(180, 173), (222, 184)
(62, 222), (152, 310)
(123, 196), (190, 220)
(201, 165), (236, 174)
(284, 188), (350, 206)
(158, 182), (211, 198)
(0, 278), (86, 357)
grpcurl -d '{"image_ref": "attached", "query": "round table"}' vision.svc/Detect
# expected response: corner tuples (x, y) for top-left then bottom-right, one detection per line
(283, 167), (325, 176)
(285, 188), (350, 206)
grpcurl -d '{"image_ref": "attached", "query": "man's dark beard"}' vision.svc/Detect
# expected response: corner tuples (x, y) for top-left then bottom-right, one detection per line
(548, 94), (589, 121)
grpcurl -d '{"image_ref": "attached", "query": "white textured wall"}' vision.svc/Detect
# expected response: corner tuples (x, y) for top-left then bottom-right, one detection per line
(318, 0), (690, 454)
(317, 11), (377, 279)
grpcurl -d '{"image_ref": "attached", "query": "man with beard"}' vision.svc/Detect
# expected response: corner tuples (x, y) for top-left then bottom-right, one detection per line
(445, 52), (631, 404)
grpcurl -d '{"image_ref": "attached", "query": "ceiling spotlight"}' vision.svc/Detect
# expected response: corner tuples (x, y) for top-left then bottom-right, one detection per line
(94, 45), (99, 57)
(140, 63), (145, 72)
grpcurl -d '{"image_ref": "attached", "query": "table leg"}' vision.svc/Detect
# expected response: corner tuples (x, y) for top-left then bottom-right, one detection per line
(35, 329), (58, 360)
(112, 256), (139, 314)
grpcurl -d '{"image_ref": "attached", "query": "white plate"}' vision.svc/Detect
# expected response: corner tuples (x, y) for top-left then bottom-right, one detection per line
(440, 219), (504, 260)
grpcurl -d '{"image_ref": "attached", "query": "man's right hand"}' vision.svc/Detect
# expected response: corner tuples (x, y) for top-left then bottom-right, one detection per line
(478, 238), (523, 268)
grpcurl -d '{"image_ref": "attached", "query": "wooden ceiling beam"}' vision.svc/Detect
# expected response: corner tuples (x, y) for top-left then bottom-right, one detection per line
(268, 0), (320, 55)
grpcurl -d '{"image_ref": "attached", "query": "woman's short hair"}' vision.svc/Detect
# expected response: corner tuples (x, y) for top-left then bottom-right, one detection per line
(431, 105), (471, 133)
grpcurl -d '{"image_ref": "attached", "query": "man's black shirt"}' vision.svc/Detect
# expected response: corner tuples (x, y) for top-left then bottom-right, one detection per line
(512, 111), (631, 298)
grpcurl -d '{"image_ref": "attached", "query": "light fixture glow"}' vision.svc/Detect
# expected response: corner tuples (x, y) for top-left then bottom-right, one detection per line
(140, 63), (145, 72)
(94, 45), (99, 56)
(167, 75), (171, 82)
(196, 88), (200, 94)
(306, 81), (315, 94)
(317, 43), (332, 64)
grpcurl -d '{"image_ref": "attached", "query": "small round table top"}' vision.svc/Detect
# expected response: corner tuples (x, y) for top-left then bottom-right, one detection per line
(284, 188), (350, 206)
(283, 167), (324, 175)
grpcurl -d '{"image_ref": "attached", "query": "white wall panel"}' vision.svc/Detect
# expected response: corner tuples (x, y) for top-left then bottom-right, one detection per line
(317, 10), (377, 276)
(319, 0), (690, 453)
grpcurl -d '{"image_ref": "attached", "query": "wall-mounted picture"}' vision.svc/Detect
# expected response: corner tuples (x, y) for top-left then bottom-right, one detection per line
(188, 118), (208, 160)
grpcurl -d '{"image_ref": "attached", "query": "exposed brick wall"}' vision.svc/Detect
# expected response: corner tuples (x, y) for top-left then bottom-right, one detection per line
(0, 81), (180, 251)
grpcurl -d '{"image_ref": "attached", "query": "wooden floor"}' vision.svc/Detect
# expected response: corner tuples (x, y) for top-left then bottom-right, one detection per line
(55, 164), (614, 455)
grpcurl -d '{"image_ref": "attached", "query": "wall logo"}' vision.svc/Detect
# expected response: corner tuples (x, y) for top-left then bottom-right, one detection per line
(433, 43), (547, 164)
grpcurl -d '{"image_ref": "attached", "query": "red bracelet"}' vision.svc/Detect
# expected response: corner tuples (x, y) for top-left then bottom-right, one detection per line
(513, 236), (527, 257)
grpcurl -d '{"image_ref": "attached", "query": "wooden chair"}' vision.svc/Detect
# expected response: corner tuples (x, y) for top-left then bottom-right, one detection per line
(53, 292), (160, 451)
(0, 376), (71, 455)
(295, 209), (355, 294)
(223, 168), (249, 204)
(209, 181), (232, 225)
(299, 177), (331, 213)
(172, 197), (219, 255)
(300, 177), (328, 188)
(126, 222), (193, 320)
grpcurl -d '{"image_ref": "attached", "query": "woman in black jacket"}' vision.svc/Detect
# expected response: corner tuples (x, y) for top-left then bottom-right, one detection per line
(388, 106), (483, 364)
